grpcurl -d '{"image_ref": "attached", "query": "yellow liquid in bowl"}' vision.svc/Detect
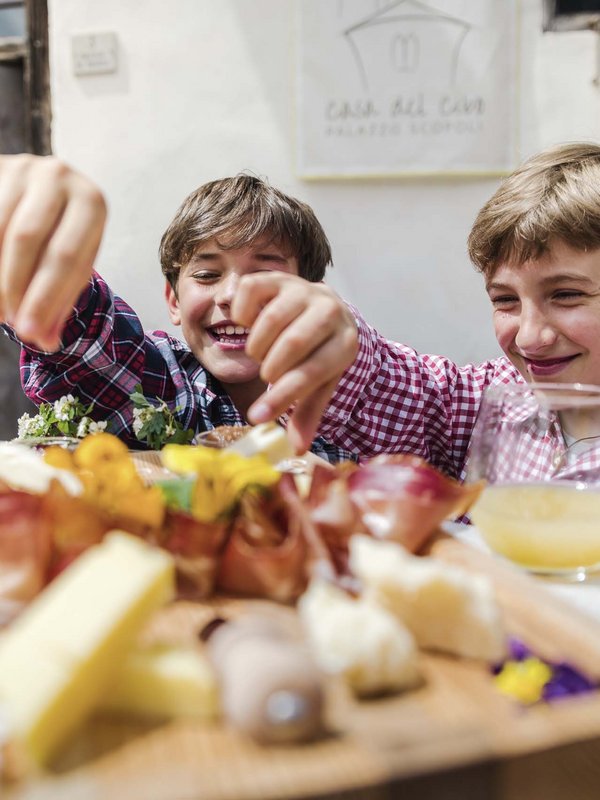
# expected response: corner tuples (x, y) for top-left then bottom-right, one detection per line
(470, 483), (600, 572)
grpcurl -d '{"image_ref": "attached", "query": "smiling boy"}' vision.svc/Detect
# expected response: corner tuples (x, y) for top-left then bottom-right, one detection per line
(0, 165), (357, 458)
(313, 142), (600, 476)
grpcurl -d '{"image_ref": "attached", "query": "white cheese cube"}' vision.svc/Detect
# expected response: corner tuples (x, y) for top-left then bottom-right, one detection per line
(298, 579), (421, 696)
(227, 422), (294, 466)
(349, 535), (506, 662)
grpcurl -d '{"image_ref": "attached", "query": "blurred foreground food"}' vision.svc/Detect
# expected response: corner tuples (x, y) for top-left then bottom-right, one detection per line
(0, 532), (174, 773)
(0, 429), (497, 780)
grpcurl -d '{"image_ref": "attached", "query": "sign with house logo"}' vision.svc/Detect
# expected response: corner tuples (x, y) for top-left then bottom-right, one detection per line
(296, 0), (518, 177)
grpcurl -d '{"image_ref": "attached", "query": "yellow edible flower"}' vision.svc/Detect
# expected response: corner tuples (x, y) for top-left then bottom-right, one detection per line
(494, 657), (553, 705)
(162, 444), (280, 522)
(44, 433), (165, 529)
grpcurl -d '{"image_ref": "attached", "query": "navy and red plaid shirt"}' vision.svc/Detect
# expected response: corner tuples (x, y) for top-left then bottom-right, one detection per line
(1, 273), (354, 463)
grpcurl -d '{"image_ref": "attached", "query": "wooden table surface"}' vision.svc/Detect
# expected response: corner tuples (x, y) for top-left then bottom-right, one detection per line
(7, 530), (600, 800)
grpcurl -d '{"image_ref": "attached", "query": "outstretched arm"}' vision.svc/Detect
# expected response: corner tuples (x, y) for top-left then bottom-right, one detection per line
(231, 272), (359, 453)
(0, 154), (107, 352)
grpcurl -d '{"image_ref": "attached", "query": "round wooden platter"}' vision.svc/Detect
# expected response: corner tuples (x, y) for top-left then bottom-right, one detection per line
(8, 535), (600, 800)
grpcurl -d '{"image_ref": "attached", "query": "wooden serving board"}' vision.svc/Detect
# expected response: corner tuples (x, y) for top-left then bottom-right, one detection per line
(8, 533), (600, 800)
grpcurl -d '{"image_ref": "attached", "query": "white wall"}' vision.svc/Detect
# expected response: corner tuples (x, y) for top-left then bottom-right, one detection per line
(48, 0), (600, 365)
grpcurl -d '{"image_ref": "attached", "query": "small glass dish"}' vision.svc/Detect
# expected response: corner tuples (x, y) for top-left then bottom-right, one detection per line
(193, 427), (252, 448)
(12, 436), (80, 452)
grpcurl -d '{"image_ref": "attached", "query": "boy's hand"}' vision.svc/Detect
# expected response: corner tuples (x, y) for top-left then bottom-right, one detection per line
(231, 272), (359, 453)
(0, 154), (107, 351)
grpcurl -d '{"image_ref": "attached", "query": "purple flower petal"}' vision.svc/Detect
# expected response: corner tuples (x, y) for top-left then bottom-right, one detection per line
(492, 641), (597, 704)
(508, 637), (531, 661)
(542, 663), (596, 701)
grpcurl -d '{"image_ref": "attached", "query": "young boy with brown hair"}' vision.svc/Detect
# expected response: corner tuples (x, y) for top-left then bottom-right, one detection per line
(0, 160), (358, 458)
(315, 142), (600, 477)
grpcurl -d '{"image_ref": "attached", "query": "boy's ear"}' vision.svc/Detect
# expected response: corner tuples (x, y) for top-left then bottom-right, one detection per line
(165, 280), (181, 326)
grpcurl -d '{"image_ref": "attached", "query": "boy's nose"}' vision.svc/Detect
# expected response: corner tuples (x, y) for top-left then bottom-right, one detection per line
(215, 273), (240, 307)
(515, 307), (557, 352)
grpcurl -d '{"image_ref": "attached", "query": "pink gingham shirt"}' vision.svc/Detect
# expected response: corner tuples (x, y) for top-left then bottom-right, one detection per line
(318, 310), (524, 481)
(319, 311), (600, 483)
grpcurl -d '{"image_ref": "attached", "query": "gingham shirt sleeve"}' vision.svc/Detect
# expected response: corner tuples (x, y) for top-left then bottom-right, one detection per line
(318, 306), (521, 478)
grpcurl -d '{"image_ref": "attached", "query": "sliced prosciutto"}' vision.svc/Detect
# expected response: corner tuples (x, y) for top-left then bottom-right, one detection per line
(0, 489), (52, 625)
(217, 475), (309, 603)
(347, 455), (482, 551)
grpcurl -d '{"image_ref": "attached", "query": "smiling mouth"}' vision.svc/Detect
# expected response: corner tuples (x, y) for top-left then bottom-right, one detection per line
(524, 355), (578, 375)
(207, 324), (251, 345)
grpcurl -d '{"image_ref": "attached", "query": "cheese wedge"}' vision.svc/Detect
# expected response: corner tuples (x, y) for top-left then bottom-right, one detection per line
(0, 531), (174, 768)
(100, 643), (219, 720)
(298, 579), (421, 696)
(227, 422), (294, 467)
(349, 535), (506, 662)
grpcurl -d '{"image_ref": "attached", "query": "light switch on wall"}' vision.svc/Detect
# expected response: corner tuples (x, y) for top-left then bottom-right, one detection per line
(71, 32), (118, 76)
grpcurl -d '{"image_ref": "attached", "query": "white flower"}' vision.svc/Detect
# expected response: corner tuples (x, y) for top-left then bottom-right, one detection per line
(53, 394), (76, 421)
(17, 413), (45, 438)
(76, 417), (91, 438)
(76, 417), (107, 438)
(132, 406), (150, 435)
(89, 420), (107, 434)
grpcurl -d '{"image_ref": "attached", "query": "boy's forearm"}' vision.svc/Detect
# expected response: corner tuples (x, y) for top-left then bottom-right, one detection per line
(5, 273), (145, 412)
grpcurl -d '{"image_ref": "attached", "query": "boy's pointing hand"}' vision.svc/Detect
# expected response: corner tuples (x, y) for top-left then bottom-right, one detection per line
(231, 272), (359, 453)
(0, 155), (107, 351)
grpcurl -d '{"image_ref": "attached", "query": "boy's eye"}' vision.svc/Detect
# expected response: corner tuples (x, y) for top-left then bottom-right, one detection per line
(255, 253), (288, 266)
(192, 271), (220, 283)
(553, 290), (585, 301)
(490, 295), (518, 307)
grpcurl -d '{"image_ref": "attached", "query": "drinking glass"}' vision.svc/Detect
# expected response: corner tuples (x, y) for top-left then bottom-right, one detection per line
(467, 383), (600, 581)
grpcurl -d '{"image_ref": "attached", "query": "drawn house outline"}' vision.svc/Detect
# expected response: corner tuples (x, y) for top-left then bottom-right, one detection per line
(341, 0), (472, 91)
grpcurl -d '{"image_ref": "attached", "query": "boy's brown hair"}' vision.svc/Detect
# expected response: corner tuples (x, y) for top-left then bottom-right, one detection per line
(160, 173), (332, 289)
(468, 142), (600, 277)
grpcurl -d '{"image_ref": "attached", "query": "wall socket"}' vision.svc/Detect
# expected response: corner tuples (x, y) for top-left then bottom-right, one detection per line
(71, 32), (118, 77)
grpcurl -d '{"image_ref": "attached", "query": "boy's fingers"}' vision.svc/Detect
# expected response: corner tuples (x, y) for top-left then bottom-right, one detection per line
(0, 155), (106, 338)
(248, 332), (353, 426)
(285, 376), (342, 454)
(0, 158), (30, 320)
(1, 186), (68, 320)
(245, 291), (310, 365)
(231, 272), (283, 328)
(258, 302), (356, 385)
(13, 192), (105, 347)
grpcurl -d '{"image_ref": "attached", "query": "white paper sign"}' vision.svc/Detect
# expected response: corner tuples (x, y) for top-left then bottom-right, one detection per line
(296, 0), (518, 177)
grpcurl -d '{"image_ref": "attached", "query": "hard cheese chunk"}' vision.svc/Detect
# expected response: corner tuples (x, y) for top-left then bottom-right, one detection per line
(0, 531), (175, 768)
(101, 644), (219, 719)
(298, 579), (421, 696)
(350, 535), (506, 662)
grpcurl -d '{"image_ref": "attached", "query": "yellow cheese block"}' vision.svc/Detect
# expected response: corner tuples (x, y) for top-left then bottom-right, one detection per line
(100, 644), (219, 720)
(0, 531), (175, 768)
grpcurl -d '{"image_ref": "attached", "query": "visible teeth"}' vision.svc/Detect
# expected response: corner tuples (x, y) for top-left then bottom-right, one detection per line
(212, 325), (249, 336)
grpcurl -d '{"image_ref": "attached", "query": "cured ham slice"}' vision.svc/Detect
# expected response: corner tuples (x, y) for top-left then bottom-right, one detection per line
(309, 455), (483, 554)
(217, 475), (309, 603)
(159, 511), (228, 599)
(0, 490), (52, 624)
